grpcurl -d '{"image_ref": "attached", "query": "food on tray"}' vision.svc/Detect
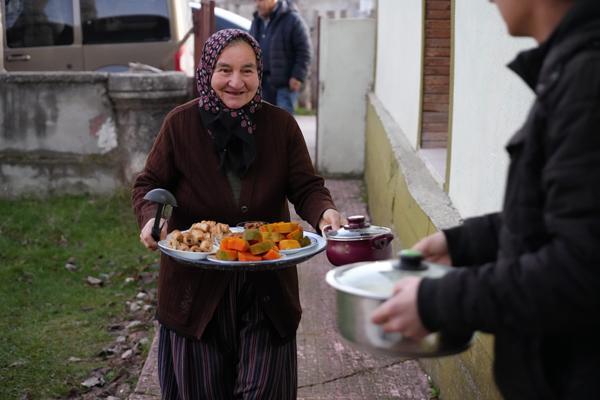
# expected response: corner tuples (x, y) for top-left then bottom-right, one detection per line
(216, 232), (281, 261)
(168, 220), (230, 252)
(238, 221), (266, 229)
(214, 221), (313, 261)
(258, 222), (312, 250)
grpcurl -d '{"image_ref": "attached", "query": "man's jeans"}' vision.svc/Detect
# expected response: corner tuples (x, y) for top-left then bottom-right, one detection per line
(261, 74), (298, 114)
(276, 87), (299, 114)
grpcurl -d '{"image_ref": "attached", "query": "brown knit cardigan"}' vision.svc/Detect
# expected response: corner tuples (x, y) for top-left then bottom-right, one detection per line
(132, 99), (336, 339)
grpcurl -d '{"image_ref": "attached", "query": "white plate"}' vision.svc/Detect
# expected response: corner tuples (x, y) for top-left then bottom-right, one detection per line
(279, 236), (318, 255)
(158, 240), (218, 261)
(207, 253), (287, 264)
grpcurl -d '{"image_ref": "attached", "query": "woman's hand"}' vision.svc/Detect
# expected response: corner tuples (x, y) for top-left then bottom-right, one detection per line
(371, 277), (429, 339)
(413, 231), (452, 266)
(139, 218), (168, 251)
(318, 208), (342, 233)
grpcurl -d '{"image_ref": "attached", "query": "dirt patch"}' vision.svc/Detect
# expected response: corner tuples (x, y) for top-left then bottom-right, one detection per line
(64, 269), (158, 400)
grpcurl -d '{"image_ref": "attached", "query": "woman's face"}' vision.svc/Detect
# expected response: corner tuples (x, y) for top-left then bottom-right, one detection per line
(211, 41), (259, 110)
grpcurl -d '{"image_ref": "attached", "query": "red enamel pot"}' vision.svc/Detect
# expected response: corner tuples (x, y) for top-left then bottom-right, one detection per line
(323, 215), (394, 266)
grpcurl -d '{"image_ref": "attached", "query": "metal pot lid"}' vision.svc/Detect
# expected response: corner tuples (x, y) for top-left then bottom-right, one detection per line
(325, 250), (452, 300)
(324, 215), (391, 241)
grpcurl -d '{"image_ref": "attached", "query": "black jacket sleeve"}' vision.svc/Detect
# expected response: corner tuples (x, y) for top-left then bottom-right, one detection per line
(443, 213), (501, 266)
(418, 57), (600, 336)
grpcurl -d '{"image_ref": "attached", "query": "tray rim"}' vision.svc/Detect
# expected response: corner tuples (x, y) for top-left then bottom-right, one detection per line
(158, 231), (326, 271)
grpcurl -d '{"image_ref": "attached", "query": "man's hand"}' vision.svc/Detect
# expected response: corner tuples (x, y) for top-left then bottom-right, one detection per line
(413, 231), (452, 266)
(371, 277), (429, 339)
(289, 77), (302, 92)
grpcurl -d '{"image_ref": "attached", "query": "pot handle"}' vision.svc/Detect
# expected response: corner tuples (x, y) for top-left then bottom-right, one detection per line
(321, 224), (334, 236)
(371, 233), (394, 250)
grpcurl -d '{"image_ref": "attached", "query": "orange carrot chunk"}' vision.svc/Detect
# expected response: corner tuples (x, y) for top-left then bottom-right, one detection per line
(238, 251), (262, 262)
(262, 248), (281, 260)
(228, 237), (250, 252)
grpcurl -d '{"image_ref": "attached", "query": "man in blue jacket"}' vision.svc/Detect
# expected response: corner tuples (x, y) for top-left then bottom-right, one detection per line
(250, 0), (312, 114)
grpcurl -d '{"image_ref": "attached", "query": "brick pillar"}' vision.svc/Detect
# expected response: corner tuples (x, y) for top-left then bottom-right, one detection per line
(420, 0), (451, 148)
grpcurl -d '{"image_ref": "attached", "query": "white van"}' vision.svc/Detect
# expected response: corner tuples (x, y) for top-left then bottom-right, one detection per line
(2, 0), (250, 76)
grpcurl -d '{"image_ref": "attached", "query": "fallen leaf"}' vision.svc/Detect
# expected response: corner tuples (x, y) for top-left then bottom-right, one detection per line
(10, 360), (27, 368)
(86, 276), (103, 286)
(136, 292), (148, 300)
(65, 263), (77, 272)
(125, 320), (142, 330)
(121, 349), (133, 360)
(81, 376), (104, 388)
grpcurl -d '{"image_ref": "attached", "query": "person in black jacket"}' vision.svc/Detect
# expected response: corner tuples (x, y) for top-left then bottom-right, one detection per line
(372, 0), (600, 398)
(250, 0), (311, 114)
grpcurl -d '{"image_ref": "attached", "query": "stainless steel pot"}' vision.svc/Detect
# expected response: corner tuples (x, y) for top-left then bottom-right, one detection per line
(325, 250), (473, 358)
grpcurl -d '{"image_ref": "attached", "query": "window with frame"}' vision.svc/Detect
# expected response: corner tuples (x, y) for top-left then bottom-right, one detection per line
(5, 0), (74, 48)
(80, 0), (170, 44)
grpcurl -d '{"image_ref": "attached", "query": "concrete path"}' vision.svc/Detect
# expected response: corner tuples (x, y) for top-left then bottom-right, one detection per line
(295, 115), (316, 162)
(129, 116), (432, 399)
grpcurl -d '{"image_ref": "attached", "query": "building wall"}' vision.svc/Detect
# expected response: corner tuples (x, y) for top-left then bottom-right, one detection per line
(364, 1), (542, 398)
(449, 0), (535, 217)
(374, 0), (423, 149)
(0, 73), (190, 198)
(365, 94), (503, 400)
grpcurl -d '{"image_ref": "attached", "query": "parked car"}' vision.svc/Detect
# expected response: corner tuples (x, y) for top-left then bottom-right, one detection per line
(2, 0), (251, 76)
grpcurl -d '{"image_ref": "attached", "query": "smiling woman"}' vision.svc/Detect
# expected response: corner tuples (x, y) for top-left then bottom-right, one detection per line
(132, 28), (341, 399)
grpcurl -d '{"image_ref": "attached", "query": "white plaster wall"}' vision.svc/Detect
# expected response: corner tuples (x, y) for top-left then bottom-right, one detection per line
(449, 0), (536, 217)
(0, 83), (116, 154)
(374, 0), (422, 149)
(317, 18), (375, 175)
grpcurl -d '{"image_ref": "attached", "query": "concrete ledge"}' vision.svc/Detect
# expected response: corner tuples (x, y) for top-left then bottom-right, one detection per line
(108, 72), (191, 93)
(0, 71), (109, 83)
(367, 93), (461, 231)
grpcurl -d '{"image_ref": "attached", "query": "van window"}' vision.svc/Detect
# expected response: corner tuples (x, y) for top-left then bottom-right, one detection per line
(80, 0), (170, 44)
(5, 0), (74, 48)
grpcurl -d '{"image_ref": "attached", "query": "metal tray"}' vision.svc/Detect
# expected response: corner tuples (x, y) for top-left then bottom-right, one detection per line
(158, 231), (326, 271)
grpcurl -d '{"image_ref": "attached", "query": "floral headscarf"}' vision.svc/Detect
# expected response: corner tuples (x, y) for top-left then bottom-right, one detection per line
(196, 29), (263, 177)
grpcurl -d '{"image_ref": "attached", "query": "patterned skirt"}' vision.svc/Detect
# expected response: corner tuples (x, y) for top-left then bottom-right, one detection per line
(158, 272), (298, 400)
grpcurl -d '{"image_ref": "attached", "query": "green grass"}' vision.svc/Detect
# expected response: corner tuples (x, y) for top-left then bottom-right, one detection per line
(294, 106), (316, 116)
(0, 191), (158, 399)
